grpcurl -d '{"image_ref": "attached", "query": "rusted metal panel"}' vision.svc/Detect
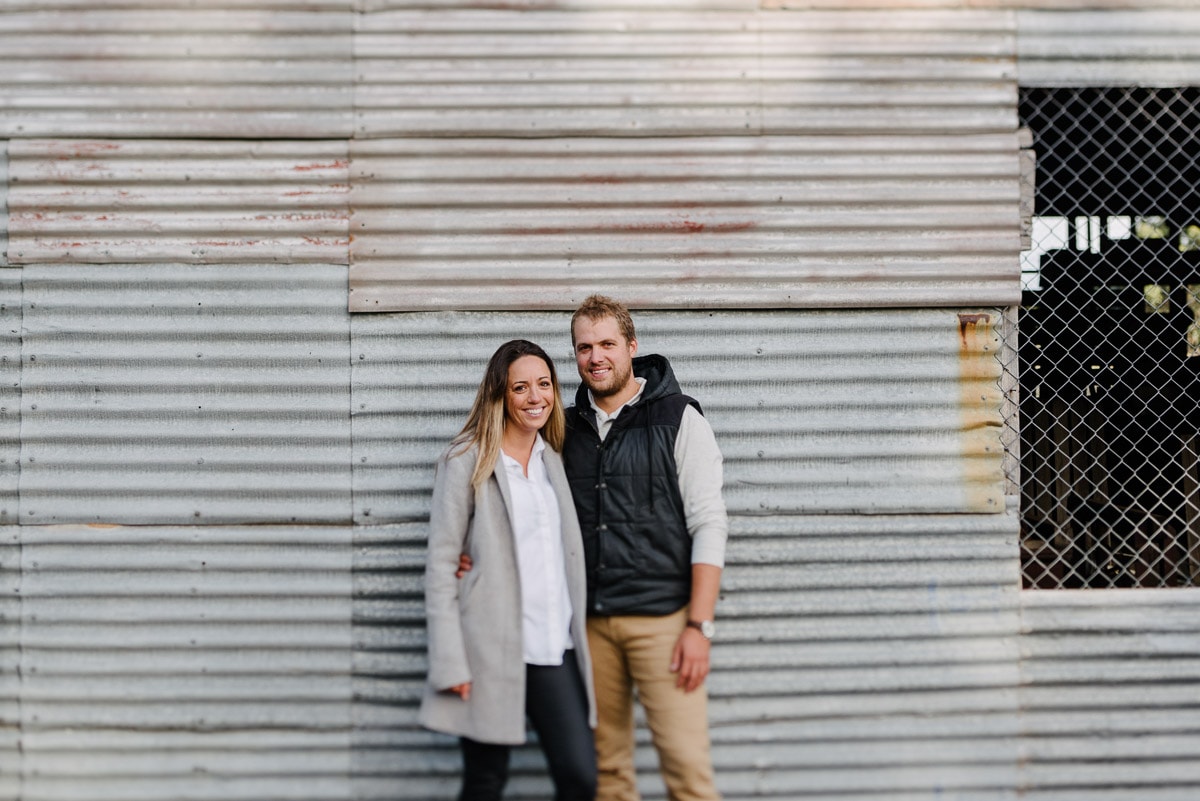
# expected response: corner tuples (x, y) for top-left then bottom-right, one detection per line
(19, 263), (352, 525)
(351, 308), (1006, 525)
(1019, 589), (1200, 800)
(349, 135), (1023, 312)
(0, 141), (8, 267)
(18, 523), (353, 801)
(1017, 9), (1200, 87)
(0, 5), (353, 139)
(355, 7), (1015, 138)
(358, 506), (1021, 799)
(7, 139), (351, 265)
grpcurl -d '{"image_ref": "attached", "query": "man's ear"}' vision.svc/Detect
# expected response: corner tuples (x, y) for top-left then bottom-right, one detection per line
(628, 338), (638, 357)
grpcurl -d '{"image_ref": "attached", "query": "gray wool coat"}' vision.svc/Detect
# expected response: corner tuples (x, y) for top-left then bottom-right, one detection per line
(418, 441), (597, 745)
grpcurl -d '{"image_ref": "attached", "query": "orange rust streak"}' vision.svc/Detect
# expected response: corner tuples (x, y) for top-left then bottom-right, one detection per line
(293, 160), (349, 171)
(957, 313), (991, 347)
(502, 221), (757, 236)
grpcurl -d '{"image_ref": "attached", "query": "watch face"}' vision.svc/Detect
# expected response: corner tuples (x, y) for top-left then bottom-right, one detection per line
(700, 620), (715, 639)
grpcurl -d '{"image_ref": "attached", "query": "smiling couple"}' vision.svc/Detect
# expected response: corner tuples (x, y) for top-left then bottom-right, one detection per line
(420, 295), (728, 801)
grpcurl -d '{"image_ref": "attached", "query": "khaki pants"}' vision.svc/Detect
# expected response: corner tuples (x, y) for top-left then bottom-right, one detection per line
(586, 608), (720, 801)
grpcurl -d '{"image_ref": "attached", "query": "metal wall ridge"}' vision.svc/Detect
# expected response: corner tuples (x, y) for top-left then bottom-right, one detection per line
(1018, 8), (1200, 88)
(1018, 587), (1200, 800)
(355, 6), (1015, 139)
(20, 263), (353, 525)
(349, 136), (1021, 310)
(7, 140), (351, 266)
(0, 6), (353, 138)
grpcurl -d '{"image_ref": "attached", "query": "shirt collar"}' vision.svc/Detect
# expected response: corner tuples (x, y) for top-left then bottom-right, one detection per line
(588, 376), (647, 423)
(500, 432), (547, 470)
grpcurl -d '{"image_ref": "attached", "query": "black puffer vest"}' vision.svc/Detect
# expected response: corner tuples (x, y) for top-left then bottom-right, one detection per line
(563, 354), (701, 616)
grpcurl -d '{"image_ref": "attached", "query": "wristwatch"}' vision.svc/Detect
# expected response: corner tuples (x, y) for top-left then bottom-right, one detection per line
(687, 619), (716, 640)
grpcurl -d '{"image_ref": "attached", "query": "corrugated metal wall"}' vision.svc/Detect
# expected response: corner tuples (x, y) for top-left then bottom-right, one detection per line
(0, 3), (1196, 801)
(351, 309), (1020, 800)
(351, 7), (1021, 310)
(0, 4), (353, 138)
(6, 140), (351, 266)
(18, 263), (351, 524)
(18, 524), (353, 801)
(1018, 9), (1200, 87)
(1019, 590), (1200, 801)
(348, 135), (1021, 311)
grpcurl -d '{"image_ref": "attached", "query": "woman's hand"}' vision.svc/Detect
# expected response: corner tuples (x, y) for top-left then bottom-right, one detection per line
(445, 682), (471, 700)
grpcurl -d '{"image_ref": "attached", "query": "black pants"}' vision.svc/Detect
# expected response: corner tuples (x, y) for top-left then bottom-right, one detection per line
(458, 653), (596, 801)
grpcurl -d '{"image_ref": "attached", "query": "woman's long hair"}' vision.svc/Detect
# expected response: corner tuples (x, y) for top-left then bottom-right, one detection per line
(451, 339), (566, 488)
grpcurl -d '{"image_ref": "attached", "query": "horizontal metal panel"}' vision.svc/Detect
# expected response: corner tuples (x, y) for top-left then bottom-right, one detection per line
(355, 8), (1015, 138)
(1018, 10), (1200, 87)
(20, 263), (352, 525)
(351, 308), (1006, 523)
(1018, 589), (1200, 801)
(354, 505), (1021, 799)
(0, 7), (353, 138)
(16, 524), (352, 801)
(0, 270), (18, 522)
(349, 136), (1022, 311)
(0, 141), (8, 266)
(7, 139), (350, 265)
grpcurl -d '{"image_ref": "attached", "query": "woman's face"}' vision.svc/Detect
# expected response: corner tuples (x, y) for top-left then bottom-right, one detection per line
(504, 355), (555, 437)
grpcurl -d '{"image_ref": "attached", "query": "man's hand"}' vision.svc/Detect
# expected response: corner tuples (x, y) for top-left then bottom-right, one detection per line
(455, 553), (472, 579)
(669, 626), (711, 693)
(444, 682), (471, 700)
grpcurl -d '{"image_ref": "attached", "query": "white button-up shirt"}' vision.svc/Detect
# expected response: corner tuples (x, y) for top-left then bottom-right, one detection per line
(500, 435), (574, 665)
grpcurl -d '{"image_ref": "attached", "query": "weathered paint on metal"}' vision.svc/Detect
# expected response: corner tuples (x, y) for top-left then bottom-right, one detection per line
(0, 270), (17, 524)
(0, 6), (354, 138)
(355, 7), (1015, 138)
(1019, 589), (1200, 800)
(19, 263), (353, 525)
(7, 139), (351, 265)
(363, 505), (1021, 799)
(1017, 9), (1200, 87)
(351, 308), (1006, 524)
(348, 136), (1023, 312)
(958, 311), (1007, 512)
(0, 141), (8, 267)
(17, 523), (353, 801)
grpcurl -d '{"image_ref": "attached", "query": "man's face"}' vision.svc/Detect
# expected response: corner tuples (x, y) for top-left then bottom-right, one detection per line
(573, 315), (637, 399)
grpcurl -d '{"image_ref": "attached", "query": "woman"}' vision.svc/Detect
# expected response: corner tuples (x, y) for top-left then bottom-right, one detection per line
(420, 339), (597, 801)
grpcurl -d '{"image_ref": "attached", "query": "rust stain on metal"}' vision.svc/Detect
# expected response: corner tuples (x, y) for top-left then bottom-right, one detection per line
(956, 312), (1003, 512)
(502, 221), (757, 236)
(957, 313), (991, 348)
(293, 160), (349, 172)
(48, 141), (122, 160)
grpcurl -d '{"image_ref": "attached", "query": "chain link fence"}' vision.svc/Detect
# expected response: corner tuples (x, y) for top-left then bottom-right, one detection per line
(1018, 87), (1200, 589)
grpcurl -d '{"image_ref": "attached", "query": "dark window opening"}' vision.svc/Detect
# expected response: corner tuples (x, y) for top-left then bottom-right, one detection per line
(1019, 87), (1200, 589)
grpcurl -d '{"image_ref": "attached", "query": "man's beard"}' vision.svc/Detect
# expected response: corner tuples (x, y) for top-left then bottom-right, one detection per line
(585, 360), (633, 398)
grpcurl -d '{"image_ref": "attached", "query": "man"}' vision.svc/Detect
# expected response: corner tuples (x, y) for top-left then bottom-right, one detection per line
(564, 294), (727, 801)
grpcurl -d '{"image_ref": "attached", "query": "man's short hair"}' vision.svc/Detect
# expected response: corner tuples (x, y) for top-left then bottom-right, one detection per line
(571, 294), (636, 345)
